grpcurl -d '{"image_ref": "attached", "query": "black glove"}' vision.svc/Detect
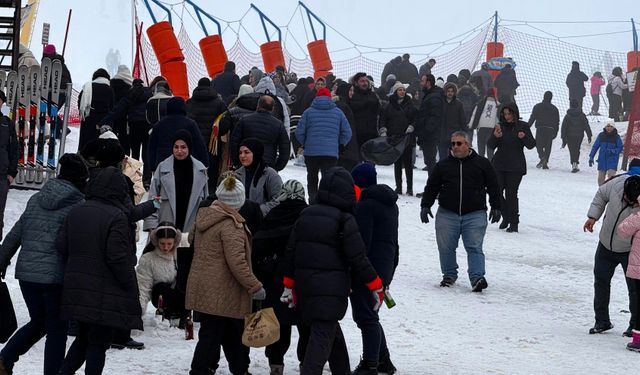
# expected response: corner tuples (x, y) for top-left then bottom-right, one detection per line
(420, 207), (433, 224)
(339, 144), (346, 154)
(589, 159), (594, 167)
(588, 137), (592, 144)
(488, 209), (501, 224)
(0, 263), (6, 279)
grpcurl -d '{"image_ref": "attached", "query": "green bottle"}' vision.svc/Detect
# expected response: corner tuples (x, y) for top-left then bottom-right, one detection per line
(384, 289), (396, 309)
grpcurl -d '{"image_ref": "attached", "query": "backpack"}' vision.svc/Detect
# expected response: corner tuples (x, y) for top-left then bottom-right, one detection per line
(606, 82), (613, 96)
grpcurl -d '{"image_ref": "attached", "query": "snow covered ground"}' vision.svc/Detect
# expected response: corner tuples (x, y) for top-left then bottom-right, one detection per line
(3, 115), (639, 374)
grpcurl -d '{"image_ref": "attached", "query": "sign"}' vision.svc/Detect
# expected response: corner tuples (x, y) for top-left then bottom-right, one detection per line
(628, 71), (638, 93)
(41, 23), (50, 45)
(487, 57), (517, 71)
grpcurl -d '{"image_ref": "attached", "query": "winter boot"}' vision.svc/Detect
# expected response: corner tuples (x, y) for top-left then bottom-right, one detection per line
(627, 330), (640, 352)
(352, 359), (378, 375)
(499, 219), (509, 230)
(0, 356), (11, 375)
(472, 277), (488, 292)
(589, 321), (614, 334)
(536, 160), (543, 169)
(269, 364), (284, 375)
(440, 276), (457, 287)
(506, 223), (519, 233)
(377, 356), (397, 374)
(542, 161), (549, 170)
(394, 187), (402, 195)
(571, 162), (579, 173)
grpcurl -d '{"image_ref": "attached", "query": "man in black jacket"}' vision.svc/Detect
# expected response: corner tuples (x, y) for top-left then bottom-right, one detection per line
(349, 73), (381, 148)
(229, 95), (290, 171)
(282, 167), (383, 375)
(395, 54), (419, 87)
(0, 90), (18, 240)
(528, 91), (560, 169)
(420, 131), (501, 292)
(415, 74), (444, 178)
(439, 82), (467, 159)
(566, 61), (589, 110)
(212, 61), (241, 105)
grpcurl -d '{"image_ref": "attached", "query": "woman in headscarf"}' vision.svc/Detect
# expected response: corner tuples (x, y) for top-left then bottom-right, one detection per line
(234, 138), (282, 216)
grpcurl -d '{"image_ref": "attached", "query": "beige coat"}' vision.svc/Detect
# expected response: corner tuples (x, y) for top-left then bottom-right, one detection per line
(122, 157), (145, 204)
(185, 201), (262, 319)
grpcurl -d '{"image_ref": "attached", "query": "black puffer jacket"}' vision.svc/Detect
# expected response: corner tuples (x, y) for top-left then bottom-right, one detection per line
(441, 97), (467, 140)
(487, 103), (536, 174)
(421, 150), (501, 215)
(100, 83), (152, 129)
(355, 184), (399, 286)
(561, 108), (592, 141)
(229, 110), (290, 171)
(186, 85), (227, 143)
(527, 98), (560, 133)
(212, 70), (241, 104)
(349, 86), (381, 145)
(57, 167), (142, 330)
(566, 66), (588, 99)
(0, 115), (18, 178)
(335, 98), (361, 166)
(415, 86), (444, 140)
(380, 94), (417, 137)
(284, 167), (378, 324)
(494, 67), (519, 99)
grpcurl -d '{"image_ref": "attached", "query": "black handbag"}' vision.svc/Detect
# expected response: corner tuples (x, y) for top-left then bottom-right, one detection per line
(0, 281), (17, 343)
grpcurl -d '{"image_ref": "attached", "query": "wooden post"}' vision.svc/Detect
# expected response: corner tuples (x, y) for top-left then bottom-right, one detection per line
(62, 9), (72, 56)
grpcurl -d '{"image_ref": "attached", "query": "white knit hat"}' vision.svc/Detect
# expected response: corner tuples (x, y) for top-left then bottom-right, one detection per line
(388, 81), (410, 96)
(216, 176), (245, 210)
(605, 120), (616, 129)
(99, 130), (118, 140)
(237, 84), (254, 98)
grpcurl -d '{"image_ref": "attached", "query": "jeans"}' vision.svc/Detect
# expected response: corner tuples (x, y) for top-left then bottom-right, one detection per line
(58, 322), (114, 375)
(591, 94), (600, 114)
(350, 285), (390, 364)
(476, 128), (494, 160)
(535, 127), (555, 162)
(567, 136), (583, 164)
(435, 208), (488, 283)
(593, 243), (637, 327)
(394, 144), (413, 192)
(495, 171), (523, 225)
(304, 156), (337, 203)
(598, 170), (617, 186)
(301, 320), (350, 375)
(0, 281), (66, 375)
(190, 314), (248, 375)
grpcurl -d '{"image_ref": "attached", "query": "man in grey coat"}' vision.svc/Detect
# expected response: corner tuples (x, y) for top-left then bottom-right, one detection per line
(584, 162), (640, 336)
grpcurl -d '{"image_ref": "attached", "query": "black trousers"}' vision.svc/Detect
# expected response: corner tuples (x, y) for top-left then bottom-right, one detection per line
(567, 136), (583, 164)
(151, 282), (186, 319)
(394, 144), (413, 192)
(476, 128), (494, 160)
(535, 127), (555, 162)
(419, 134), (439, 175)
(593, 243), (637, 327)
(495, 171), (523, 225)
(301, 320), (350, 375)
(350, 285), (390, 364)
(265, 324), (310, 366)
(609, 94), (623, 121)
(305, 156), (337, 203)
(129, 123), (151, 187)
(190, 314), (249, 375)
(591, 94), (600, 114)
(58, 322), (114, 375)
(570, 97), (584, 112)
(114, 121), (130, 156)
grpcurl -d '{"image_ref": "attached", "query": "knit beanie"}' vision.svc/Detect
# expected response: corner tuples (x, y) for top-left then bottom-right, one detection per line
(173, 129), (193, 151)
(58, 153), (89, 190)
(198, 77), (211, 87)
(216, 176), (246, 210)
(351, 162), (377, 188)
(166, 97), (186, 115)
(95, 139), (126, 168)
(316, 87), (331, 97)
(389, 81), (409, 96)
(43, 44), (56, 55)
(277, 179), (306, 202)
(237, 84), (254, 98)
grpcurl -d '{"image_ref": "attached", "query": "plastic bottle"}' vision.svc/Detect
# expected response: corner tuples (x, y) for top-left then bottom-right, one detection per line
(384, 289), (396, 309)
(185, 313), (194, 340)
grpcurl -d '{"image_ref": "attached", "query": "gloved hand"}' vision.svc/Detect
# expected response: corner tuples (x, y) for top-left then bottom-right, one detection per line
(588, 137), (592, 144)
(378, 127), (388, 137)
(488, 209), (501, 224)
(406, 125), (415, 134)
(339, 144), (346, 154)
(0, 263), (6, 279)
(366, 276), (384, 312)
(589, 159), (594, 167)
(280, 287), (296, 308)
(420, 207), (433, 224)
(252, 287), (266, 301)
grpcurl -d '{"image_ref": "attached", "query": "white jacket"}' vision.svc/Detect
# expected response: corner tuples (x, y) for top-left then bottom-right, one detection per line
(472, 97), (499, 129)
(609, 75), (627, 97)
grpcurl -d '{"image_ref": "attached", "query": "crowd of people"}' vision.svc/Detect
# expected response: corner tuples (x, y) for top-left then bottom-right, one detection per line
(0, 45), (639, 375)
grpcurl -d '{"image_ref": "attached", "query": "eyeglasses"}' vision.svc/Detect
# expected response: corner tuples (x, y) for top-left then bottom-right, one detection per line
(450, 141), (466, 147)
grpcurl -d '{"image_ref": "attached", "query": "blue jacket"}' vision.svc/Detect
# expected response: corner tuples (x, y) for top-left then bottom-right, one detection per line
(589, 128), (623, 171)
(0, 179), (84, 284)
(296, 96), (352, 158)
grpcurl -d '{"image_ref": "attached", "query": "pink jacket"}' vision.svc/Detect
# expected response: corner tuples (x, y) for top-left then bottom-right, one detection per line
(590, 76), (605, 95)
(617, 212), (640, 279)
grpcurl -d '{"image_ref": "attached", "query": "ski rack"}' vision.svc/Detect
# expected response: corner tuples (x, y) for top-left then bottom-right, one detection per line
(10, 81), (72, 191)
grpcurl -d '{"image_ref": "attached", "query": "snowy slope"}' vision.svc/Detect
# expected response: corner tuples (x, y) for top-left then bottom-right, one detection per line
(2, 117), (639, 374)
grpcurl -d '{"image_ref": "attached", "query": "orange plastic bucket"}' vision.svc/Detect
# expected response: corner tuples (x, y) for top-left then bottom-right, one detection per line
(161, 60), (189, 99)
(147, 21), (184, 65)
(199, 35), (228, 77)
(260, 41), (286, 73)
(486, 42), (504, 61)
(308, 40), (333, 73)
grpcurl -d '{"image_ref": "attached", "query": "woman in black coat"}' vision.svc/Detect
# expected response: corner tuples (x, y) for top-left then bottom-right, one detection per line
(252, 179), (309, 374)
(57, 167), (142, 375)
(379, 82), (417, 195)
(334, 82), (360, 172)
(77, 69), (115, 152)
(487, 102), (535, 233)
(561, 99), (592, 173)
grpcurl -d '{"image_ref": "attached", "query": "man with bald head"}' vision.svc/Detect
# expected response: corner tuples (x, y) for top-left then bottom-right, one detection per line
(230, 95), (290, 171)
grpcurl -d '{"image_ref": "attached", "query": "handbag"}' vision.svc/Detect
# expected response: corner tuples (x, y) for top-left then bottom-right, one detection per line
(242, 305), (280, 348)
(0, 281), (17, 343)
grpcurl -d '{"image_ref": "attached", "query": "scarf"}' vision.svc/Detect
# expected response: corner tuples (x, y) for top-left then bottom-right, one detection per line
(80, 77), (110, 120)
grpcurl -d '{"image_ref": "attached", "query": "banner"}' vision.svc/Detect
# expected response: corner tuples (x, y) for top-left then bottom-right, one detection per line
(628, 71), (638, 93)
(19, 0), (40, 47)
(624, 75), (640, 161)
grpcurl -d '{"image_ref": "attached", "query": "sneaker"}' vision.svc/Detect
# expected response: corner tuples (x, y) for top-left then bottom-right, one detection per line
(589, 322), (614, 334)
(352, 359), (378, 375)
(472, 277), (488, 292)
(536, 161), (543, 168)
(377, 357), (397, 374)
(440, 276), (457, 287)
(506, 223), (519, 233)
(542, 163), (549, 170)
(111, 339), (145, 350)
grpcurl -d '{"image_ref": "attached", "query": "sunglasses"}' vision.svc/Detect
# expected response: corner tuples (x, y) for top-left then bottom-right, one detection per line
(450, 141), (466, 147)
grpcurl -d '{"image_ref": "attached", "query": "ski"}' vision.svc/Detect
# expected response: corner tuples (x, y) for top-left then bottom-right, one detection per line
(0, 71), (6, 91)
(37, 58), (51, 167)
(47, 60), (62, 170)
(27, 65), (40, 168)
(5, 71), (17, 123)
(17, 66), (28, 171)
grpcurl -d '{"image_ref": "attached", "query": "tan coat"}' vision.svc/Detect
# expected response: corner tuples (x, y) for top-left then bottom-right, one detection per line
(185, 201), (262, 319)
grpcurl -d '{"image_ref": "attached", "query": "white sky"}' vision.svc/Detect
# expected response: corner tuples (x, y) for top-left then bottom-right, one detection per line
(28, 0), (640, 88)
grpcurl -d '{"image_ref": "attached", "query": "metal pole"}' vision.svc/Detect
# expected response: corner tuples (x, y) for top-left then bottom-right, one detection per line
(494, 11), (498, 44)
(57, 83), (73, 173)
(62, 9), (72, 56)
(632, 18), (638, 52)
